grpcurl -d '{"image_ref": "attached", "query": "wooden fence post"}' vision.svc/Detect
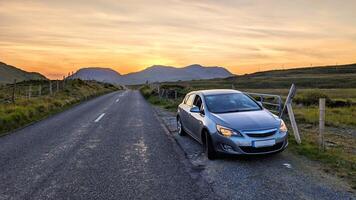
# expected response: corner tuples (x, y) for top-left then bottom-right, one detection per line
(28, 85), (32, 99)
(319, 98), (326, 150)
(158, 85), (161, 99)
(62, 76), (66, 89)
(287, 104), (301, 144)
(49, 81), (53, 95)
(12, 79), (16, 103)
(39, 85), (42, 96)
(282, 84), (301, 144)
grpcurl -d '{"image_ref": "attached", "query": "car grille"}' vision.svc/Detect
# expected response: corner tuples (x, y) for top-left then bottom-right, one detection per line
(240, 141), (284, 153)
(246, 130), (276, 138)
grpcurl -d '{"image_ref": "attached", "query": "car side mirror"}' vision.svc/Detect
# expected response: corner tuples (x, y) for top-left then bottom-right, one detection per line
(190, 106), (200, 113)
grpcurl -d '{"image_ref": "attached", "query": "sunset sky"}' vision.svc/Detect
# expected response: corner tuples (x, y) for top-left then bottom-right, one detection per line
(0, 0), (355, 79)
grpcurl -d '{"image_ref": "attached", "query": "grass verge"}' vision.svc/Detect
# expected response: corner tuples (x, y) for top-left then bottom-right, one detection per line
(287, 125), (356, 189)
(0, 79), (120, 135)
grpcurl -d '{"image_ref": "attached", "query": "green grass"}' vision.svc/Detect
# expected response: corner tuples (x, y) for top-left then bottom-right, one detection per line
(0, 79), (120, 135)
(140, 85), (181, 112)
(294, 106), (356, 127)
(288, 126), (356, 189)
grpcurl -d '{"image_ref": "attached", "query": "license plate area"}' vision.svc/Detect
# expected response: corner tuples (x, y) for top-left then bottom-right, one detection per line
(253, 139), (276, 148)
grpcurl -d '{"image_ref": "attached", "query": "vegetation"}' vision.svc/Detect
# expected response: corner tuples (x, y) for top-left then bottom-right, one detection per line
(0, 79), (120, 135)
(140, 85), (181, 112)
(139, 63), (356, 188)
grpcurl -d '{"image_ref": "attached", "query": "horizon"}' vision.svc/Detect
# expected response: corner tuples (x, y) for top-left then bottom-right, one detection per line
(1, 0), (356, 79)
(4, 60), (356, 79)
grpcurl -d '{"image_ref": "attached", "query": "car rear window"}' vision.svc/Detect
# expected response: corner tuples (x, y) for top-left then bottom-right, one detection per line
(205, 93), (261, 113)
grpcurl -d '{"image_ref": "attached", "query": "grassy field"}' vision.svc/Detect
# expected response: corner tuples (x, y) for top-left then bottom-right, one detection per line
(139, 63), (356, 188)
(0, 79), (120, 135)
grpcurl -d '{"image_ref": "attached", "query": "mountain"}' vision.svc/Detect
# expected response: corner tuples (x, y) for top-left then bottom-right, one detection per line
(69, 64), (233, 85)
(69, 67), (121, 83)
(0, 62), (47, 84)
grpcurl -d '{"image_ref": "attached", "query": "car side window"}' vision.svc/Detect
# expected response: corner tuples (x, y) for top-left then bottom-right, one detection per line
(193, 95), (202, 109)
(186, 94), (195, 107)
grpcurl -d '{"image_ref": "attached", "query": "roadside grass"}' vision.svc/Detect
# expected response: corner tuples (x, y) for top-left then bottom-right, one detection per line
(294, 106), (356, 127)
(288, 126), (356, 189)
(140, 84), (356, 189)
(0, 79), (120, 135)
(140, 85), (181, 112)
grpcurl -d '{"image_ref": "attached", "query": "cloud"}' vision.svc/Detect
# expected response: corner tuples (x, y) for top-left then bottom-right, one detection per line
(0, 0), (355, 78)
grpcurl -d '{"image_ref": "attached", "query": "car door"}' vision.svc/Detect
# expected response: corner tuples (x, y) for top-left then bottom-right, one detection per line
(181, 93), (195, 133)
(190, 95), (204, 140)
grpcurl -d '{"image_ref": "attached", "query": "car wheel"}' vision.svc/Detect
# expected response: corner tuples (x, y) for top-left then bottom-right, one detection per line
(177, 117), (186, 136)
(204, 132), (217, 160)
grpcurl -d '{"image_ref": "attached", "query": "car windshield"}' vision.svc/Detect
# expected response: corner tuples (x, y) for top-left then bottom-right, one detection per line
(205, 93), (261, 113)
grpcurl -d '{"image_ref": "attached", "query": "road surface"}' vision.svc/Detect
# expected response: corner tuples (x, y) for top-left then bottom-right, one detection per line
(0, 91), (215, 200)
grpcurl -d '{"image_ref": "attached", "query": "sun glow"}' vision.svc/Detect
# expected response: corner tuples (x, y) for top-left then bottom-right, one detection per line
(0, 0), (355, 79)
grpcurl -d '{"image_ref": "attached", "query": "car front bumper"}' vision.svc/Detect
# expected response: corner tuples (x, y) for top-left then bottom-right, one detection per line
(212, 131), (288, 155)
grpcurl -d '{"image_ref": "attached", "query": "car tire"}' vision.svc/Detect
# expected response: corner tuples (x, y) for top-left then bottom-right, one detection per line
(205, 132), (217, 160)
(177, 117), (186, 136)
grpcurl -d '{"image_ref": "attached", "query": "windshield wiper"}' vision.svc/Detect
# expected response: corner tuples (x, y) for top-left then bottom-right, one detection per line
(214, 108), (261, 114)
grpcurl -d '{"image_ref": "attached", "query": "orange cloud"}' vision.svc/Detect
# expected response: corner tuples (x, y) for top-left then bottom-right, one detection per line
(0, 0), (355, 79)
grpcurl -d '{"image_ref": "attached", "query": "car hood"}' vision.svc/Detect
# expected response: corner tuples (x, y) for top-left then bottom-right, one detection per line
(211, 109), (280, 131)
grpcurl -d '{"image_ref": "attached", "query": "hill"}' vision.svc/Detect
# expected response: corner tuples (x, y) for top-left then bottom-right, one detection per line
(69, 64), (233, 85)
(175, 63), (356, 89)
(0, 62), (47, 84)
(119, 64), (232, 85)
(69, 67), (121, 83)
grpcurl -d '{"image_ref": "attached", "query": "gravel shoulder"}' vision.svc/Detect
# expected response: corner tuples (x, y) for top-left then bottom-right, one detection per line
(153, 106), (356, 200)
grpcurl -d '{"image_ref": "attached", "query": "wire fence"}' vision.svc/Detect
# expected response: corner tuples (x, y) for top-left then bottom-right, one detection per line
(0, 79), (68, 104)
(146, 83), (284, 115)
(148, 84), (184, 101)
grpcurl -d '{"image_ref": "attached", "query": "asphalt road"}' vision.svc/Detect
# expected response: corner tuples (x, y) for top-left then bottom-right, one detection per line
(0, 90), (216, 200)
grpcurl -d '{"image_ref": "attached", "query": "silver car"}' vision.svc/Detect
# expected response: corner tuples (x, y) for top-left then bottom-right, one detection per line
(176, 89), (288, 159)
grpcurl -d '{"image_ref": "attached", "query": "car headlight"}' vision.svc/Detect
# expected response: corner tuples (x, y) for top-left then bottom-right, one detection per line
(216, 125), (241, 137)
(279, 120), (288, 132)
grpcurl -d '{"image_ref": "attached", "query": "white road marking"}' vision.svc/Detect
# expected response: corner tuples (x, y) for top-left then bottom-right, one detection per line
(94, 113), (106, 123)
(283, 163), (292, 169)
(116, 98), (120, 102)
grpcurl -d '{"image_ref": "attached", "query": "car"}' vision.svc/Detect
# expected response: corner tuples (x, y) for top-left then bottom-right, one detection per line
(176, 89), (288, 160)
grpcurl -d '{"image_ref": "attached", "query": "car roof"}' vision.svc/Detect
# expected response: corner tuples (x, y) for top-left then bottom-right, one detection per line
(188, 89), (243, 96)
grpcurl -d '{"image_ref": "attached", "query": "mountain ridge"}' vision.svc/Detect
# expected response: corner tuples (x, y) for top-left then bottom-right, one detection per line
(69, 64), (234, 85)
(0, 62), (47, 84)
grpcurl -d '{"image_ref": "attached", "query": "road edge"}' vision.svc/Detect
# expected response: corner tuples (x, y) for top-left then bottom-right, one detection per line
(151, 104), (222, 200)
